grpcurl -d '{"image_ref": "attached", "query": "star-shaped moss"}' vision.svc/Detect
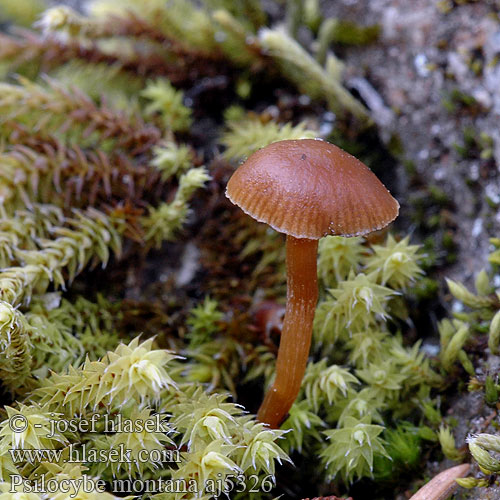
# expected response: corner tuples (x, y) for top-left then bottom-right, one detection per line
(318, 235), (365, 286)
(303, 360), (359, 411)
(364, 235), (423, 289)
(321, 416), (389, 483)
(316, 273), (395, 341)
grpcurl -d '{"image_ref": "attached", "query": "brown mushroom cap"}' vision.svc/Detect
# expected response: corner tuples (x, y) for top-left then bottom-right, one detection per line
(226, 138), (399, 239)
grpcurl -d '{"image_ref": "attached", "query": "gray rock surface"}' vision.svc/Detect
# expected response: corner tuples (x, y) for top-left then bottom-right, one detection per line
(324, 0), (500, 286)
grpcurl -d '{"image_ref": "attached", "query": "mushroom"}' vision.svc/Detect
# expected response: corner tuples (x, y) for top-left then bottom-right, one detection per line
(225, 138), (399, 427)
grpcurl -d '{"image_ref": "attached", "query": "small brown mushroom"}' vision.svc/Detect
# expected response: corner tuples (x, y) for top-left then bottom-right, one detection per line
(226, 138), (399, 427)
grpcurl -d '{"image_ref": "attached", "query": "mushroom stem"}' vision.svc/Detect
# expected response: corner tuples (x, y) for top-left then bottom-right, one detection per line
(257, 235), (318, 428)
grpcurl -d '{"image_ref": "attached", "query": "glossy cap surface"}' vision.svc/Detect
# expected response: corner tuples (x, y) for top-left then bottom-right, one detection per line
(226, 138), (399, 239)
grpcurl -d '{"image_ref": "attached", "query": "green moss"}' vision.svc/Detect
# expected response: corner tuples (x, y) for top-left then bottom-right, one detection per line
(0, 0), (46, 26)
(186, 297), (224, 347)
(387, 133), (405, 158)
(221, 116), (317, 161)
(453, 126), (494, 160)
(141, 79), (193, 132)
(484, 375), (499, 406)
(321, 416), (389, 483)
(442, 88), (477, 114)
(374, 423), (423, 479)
(324, 19), (380, 46)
